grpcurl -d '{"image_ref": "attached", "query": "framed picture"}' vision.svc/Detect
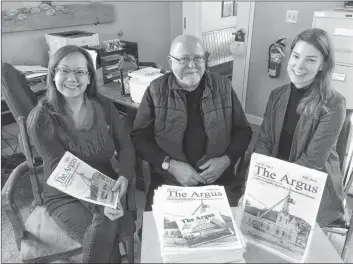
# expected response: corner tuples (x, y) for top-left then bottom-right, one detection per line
(222, 1), (237, 17)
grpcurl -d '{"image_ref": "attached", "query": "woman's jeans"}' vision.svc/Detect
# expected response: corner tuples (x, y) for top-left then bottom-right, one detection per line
(50, 200), (121, 263)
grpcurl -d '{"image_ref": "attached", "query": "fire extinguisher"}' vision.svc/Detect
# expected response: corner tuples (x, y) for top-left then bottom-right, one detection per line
(268, 38), (286, 78)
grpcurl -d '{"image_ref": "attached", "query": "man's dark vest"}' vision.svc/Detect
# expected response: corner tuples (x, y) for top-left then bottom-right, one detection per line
(149, 72), (235, 186)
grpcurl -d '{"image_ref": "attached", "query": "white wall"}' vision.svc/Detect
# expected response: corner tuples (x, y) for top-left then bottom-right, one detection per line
(245, 2), (339, 121)
(201, 2), (237, 32)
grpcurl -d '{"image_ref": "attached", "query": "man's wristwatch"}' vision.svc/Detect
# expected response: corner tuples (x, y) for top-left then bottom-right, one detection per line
(162, 156), (171, 171)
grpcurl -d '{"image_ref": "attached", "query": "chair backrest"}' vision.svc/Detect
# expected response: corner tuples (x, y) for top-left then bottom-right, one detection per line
(337, 109), (353, 170)
(1, 63), (38, 120)
(336, 109), (353, 198)
(1, 62), (43, 205)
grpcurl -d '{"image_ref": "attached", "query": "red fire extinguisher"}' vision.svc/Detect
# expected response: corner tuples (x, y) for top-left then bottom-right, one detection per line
(268, 38), (286, 78)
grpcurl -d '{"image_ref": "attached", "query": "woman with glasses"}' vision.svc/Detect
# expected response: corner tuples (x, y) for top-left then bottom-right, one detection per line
(254, 28), (346, 227)
(27, 45), (135, 263)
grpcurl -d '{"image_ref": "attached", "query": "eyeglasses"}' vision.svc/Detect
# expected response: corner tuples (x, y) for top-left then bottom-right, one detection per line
(169, 55), (205, 65)
(55, 68), (89, 77)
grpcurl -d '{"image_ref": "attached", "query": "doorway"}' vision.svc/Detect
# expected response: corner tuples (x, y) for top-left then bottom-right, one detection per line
(182, 1), (255, 109)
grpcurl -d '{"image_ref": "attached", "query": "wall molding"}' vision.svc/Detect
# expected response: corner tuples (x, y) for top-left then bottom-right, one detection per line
(246, 113), (263, 126)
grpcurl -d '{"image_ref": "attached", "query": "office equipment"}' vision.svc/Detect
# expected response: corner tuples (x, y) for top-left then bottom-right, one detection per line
(312, 10), (353, 109)
(1, 62), (136, 263)
(45, 30), (99, 57)
(84, 41), (139, 84)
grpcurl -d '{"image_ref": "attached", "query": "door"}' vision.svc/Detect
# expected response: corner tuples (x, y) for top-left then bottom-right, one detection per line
(231, 2), (255, 108)
(182, 2), (202, 38)
(182, 1), (255, 108)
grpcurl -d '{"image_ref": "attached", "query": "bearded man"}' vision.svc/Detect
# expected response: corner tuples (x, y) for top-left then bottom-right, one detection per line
(131, 34), (252, 209)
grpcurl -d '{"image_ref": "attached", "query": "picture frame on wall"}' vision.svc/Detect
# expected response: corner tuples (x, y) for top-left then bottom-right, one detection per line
(222, 1), (237, 17)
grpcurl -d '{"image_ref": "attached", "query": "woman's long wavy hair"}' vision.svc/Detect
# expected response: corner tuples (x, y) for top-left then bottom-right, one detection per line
(27, 45), (98, 133)
(291, 28), (335, 119)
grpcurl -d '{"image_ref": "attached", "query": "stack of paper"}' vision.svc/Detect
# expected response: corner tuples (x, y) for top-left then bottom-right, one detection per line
(14, 65), (48, 85)
(128, 67), (163, 103)
(152, 185), (246, 263)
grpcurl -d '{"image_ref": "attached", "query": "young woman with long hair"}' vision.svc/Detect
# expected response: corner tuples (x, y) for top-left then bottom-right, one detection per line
(254, 28), (346, 227)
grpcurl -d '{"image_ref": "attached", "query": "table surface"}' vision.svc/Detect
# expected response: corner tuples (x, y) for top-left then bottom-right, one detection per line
(141, 207), (343, 263)
(97, 82), (139, 110)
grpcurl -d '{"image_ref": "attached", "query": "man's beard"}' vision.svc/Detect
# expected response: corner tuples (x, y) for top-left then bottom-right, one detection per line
(178, 72), (202, 88)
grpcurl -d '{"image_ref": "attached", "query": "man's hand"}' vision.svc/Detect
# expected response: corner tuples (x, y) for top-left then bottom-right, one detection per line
(199, 155), (231, 184)
(168, 160), (207, 186)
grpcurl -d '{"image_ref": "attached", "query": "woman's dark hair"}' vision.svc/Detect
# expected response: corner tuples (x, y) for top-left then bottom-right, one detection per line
(27, 45), (98, 134)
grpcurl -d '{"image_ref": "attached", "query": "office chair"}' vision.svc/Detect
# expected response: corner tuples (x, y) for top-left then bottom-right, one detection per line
(1, 62), (136, 263)
(323, 109), (353, 262)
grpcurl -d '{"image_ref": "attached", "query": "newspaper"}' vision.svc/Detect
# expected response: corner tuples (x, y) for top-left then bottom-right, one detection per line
(153, 185), (246, 253)
(47, 151), (123, 210)
(240, 153), (327, 263)
(176, 210), (236, 247)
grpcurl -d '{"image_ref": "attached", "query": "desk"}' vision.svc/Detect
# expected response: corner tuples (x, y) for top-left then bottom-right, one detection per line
(141, 207), (343, 263)
(97, 82), (140, 129)
(97, 82), (139, 110)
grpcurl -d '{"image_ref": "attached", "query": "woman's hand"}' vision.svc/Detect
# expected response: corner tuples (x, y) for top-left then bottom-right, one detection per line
(103, 176), (128, 221)
(104, 206), (124, 221)
(112, 175), (129, 199)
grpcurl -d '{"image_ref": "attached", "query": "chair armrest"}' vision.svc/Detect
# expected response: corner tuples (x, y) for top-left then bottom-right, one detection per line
(342, 212), (353, 261)
(1, 161), (29, 250)
(127, 171), (137, 212)
(142, 160), (151, 196)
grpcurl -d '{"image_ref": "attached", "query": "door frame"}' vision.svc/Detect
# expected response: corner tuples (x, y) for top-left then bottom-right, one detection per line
(182, 1), (255, 110)
(232, 1), (255, 109)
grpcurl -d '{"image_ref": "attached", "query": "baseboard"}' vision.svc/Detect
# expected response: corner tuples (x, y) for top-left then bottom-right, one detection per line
(246, 114), (263, 126)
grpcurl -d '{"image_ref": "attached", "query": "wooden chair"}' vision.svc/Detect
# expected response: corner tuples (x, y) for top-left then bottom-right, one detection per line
(323, 109), (353, 262)
(1, 62), (136, 263)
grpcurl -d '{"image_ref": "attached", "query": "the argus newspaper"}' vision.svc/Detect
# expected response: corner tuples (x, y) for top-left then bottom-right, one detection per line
(240, 153), (327, 263)
(153, 185), (246, 252)
(152, 185), (246, 263)
(47, 151), (122, 210)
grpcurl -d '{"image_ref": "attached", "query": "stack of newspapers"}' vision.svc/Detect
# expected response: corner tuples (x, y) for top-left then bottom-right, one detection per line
(14, 65), (48, 86)
(128, 67), (163, 103)
(152, 185), (246, 263)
